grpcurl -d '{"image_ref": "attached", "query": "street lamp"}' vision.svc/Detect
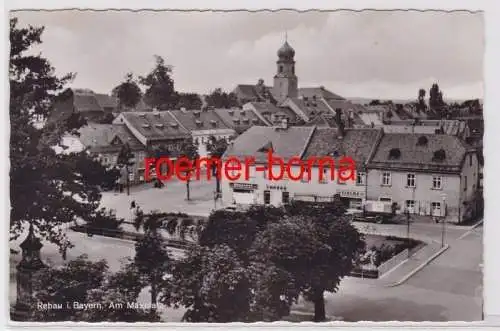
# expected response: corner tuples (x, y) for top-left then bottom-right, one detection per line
(404, 208), (411, 258)
(441, 193), (447, 247)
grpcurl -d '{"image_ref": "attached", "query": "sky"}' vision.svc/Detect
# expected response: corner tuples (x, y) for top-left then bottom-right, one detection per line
(12, 10), (484, 100)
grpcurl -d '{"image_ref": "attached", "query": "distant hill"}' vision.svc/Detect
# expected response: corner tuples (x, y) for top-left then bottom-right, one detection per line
(346, 97), (482, 105)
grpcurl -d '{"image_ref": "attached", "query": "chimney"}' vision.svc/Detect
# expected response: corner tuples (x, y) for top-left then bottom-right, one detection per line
(335, 108), (345, 138)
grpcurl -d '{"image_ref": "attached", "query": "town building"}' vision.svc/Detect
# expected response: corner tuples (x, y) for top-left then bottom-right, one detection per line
(214, 108), (268, 134)
(49, 88), (117, 123)
(366, 132), (480, 223)
(220, 121), (382, 208)
(77, 123), (147, 183)
(382, 119), (470, 140)
(243, 101), (301, 126)
(168, 109), (235, 157)
(113, 111), (191, 158)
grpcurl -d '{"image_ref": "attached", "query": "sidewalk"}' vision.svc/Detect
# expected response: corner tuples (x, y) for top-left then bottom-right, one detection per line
(377, 241), (444, 286)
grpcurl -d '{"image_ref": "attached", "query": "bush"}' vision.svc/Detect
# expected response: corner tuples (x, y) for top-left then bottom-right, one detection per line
(86, 208), (124, 235)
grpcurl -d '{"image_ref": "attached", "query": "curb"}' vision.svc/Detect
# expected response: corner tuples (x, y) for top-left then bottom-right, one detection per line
(458, 219), (483, 240)
(385, 244), (450, 287)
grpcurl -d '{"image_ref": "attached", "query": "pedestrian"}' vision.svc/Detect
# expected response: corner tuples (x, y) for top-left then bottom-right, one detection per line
(130, 200), (136, 209)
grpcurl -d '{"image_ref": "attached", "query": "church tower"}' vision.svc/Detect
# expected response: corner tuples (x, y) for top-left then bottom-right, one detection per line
(273, 37), (298, 103)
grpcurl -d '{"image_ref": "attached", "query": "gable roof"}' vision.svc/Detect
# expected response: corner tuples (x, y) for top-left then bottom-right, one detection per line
(94, 93), (118, 111)
(246, 102), (299, 124)
(368, 133), (468, 173)
(78, 123), (144, 153)
(214, 108), (268, 134)
(169, 109), (233, 132)
(117, 111), (190, 142)
(223, 126), (315, 163)
(298, 87), (345, 100)
(233, 84), (276, 103)
(285, 97), (331, 120)
(302, 128), (382, 169)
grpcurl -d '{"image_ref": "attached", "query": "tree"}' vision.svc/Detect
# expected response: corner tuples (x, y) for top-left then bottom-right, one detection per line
(117, 143), (135, 195)
(112, 72), (142, 110)
(9, 18), (118, 253)
(132, 211), (172, 317)
(205, 88), (239, 109)
(176, 92), (202, 110)
(206, 135), (228, 194)
(417, 88), (426, 112)
(429, 83), (446, 111)
(140, 55), (177, 110)
(28, 255), (108, 321)
(369, 99), (380, 106)
(166, 244), (252, 322)
(178, 138), (199, 201)
(28, 255), (158, 322)
(251, 214), (364, 321)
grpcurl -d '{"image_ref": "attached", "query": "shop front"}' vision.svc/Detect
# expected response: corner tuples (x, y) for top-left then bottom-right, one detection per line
(230, 182), (258, 205)
(336, 189), (366, 210)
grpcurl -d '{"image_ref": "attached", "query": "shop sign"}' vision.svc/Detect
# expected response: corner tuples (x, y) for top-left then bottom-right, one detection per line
(337, 190), (365, 198)
(230, 183), (258, 190)
(266, 184), (287, 191)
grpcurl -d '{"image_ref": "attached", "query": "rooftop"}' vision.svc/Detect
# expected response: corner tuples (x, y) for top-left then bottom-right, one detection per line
(117, 111), (190, 141)
(78, 123), (144, 153)
(169, 109), (232, 132)
(214, 108), (267, 134)
(223, 126), (314, 163)
(369, 132), (469, 173)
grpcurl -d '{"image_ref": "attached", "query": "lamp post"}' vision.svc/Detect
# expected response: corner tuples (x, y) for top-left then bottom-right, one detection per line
(405, 208), (411, 258)
(441, 193), (447, 247)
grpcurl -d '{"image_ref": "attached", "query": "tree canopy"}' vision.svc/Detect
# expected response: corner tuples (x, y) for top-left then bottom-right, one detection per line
(112, 73), (142, 110)
(205, 88), (239, 109)
(140, 55), (177, 110)
(9, 17), (118, 253)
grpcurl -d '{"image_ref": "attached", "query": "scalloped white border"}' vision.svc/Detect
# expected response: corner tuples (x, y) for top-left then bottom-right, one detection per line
(2, 0), (498, 329)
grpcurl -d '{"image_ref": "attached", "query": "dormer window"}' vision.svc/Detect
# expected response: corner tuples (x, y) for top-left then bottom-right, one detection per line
(139, 114), (146, 118)
(193, 111), (201, 117)
(228, 109), (234, 116)
(155, 123), (164, 129)
(417, 136), (428, 146)
(142, 124), (150, 128)
(195, 119), (203, 126)
(210, 120), (217, 127)
(241, 110), (246, 116)
(252, 118), (259, 124)
(170, 122), (179, 128)
(233, 118), (240, 124)
(433, 149), (446, 161)
(388, 148), (401, 160)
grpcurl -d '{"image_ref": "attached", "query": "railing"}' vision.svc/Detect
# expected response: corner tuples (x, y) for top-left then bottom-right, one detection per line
(378, 248), (409, 276)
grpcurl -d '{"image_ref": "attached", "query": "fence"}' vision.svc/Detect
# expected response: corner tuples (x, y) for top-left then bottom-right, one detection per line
(378, 248), (409, 276)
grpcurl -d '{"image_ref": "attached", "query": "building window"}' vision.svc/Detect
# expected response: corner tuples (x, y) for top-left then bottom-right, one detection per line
(432, 176), (442, 190)
(379, 197), (392, 203)
(469, 154), (473, 166)
(264, 190), (271, 205)
(431, 202), (442, 216)
(407, 173), (416, 188)
(464, 176), (467, 191)
(279, 65), (283, 73)
(381, 172), (391, 186)
(282, 191), (290, 204)
(292, 65), (295, 74)
(356, 172), (366, 185)
(406, 200), (415, 212)
(320, 168), (329, 184)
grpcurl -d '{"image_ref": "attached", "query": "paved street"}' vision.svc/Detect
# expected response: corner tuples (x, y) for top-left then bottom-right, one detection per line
(293, 223), (483, 321)
(101, 178), (219, 219)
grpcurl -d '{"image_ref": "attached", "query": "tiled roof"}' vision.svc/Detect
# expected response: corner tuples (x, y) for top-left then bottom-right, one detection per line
(322, 99), (365, 126)
(223, 126), (315, 163)
(247, 102), (299, 124)
(305, 114), (338, 128)
(169, 109), (232, 132)
(94, 93), (118, 111)
(369, 133), (468, 173)
(73, 94), (103, 113)
(233, 84), (275, 102)
(303, 128), (381, 169)
(287, 97), (331, 119)
(78, 123), (144, 153)
(214, 108), (267, 134)
(119, 111), (190, 141)
(298, 87), (345, 100)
